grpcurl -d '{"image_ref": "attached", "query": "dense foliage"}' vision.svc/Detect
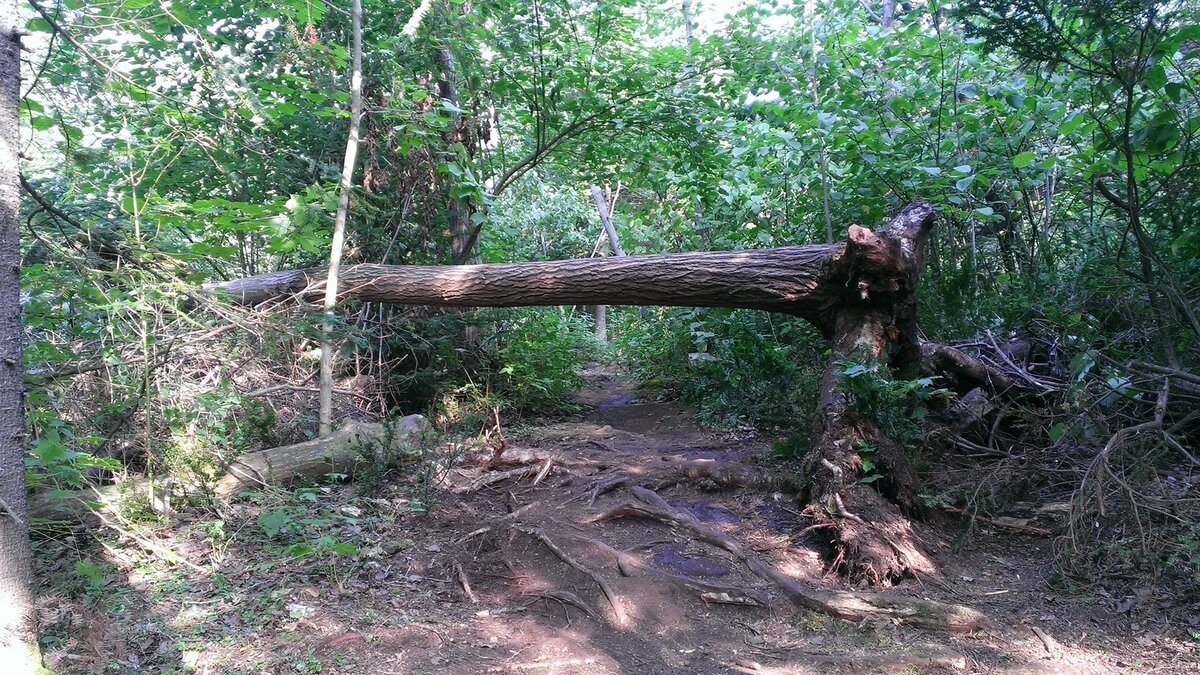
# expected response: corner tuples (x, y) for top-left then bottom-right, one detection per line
(16, 0), (1200, 596)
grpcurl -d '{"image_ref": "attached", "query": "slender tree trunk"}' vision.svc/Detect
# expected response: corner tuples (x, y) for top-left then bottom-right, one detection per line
(590, 185), (627, 340)
(319, 0), (365, 437)
(438, 45), (477, 264)
(681, 0), (695, 41)
(0, 12), (44, 670)
(804, 0), (834, 243)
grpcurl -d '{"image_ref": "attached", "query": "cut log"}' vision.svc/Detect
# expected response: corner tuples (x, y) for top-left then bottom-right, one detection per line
(212, 416), (431, 499)
(31, 416), (434, 523)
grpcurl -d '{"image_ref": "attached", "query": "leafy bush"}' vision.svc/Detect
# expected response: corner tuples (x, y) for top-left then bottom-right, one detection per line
(615, 307), (824, 429)
(836, 360), (950, 449)
(494, 308), (600, 415)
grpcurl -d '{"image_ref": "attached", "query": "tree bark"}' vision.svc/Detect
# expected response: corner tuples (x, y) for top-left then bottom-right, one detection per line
(802, 202), (937, 585)
(206, 244), (849, 332)
(319, 0), (365, 437)
(0, 14), (44, 670)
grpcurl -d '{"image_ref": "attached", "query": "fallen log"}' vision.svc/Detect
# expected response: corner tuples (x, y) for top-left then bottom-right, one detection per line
(204, 244), (849, 332)
(31, 417), (432, 523)
(212, 416), (431, 499)
(207, 202), (947, 584)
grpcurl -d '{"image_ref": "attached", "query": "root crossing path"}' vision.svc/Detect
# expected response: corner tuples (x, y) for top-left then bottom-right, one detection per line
(174, 369), (1185, 674)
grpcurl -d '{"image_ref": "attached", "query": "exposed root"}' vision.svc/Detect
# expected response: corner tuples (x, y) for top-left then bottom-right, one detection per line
(523, 590), (598, 621)
(457, 466), (540, 493)
(515, 525), (629, 626)
(806, 485), (936, 587)
(668, 460), (803, 492)
(594, 486), (984, 633)
(564, 531), (769, 607)
(485, 657), (601, 673)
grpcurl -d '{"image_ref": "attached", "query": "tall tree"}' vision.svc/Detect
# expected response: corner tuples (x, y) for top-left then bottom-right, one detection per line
(0, 3), (43, 669)
(319, 0), (366, 436)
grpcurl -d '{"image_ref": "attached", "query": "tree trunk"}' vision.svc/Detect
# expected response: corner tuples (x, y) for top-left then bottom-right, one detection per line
(319, 0), (365, 437)
(801, 203), (936, 585)
(32, 417), (432, 522)
(0, 14), (44, 670)
(206, 244), (848, 331)
(213, 417), (430, 499)
(589, 185), (626, 340)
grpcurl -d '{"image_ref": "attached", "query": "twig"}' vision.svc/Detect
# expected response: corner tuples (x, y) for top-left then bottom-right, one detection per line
(942, 507), (1052, 537)
(454, 563), (479, 604)
(89, 507), (206, 574)
(244, 383), (374, 403)
(523, 590), (597, 620)
(1031, 625), (1060, 656)
(532, 458), (554, 486)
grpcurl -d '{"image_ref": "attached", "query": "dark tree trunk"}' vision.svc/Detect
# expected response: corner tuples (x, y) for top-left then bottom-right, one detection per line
(0, 15), (43, 669)
(801, 204), (939, 585)
(208, 203), (938, 582)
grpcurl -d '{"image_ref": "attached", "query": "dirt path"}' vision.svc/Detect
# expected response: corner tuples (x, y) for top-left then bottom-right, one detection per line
(35, 368), (1200, 674)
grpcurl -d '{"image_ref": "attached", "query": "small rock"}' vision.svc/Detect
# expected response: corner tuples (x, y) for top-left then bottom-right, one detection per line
(808, 636), (825, 645)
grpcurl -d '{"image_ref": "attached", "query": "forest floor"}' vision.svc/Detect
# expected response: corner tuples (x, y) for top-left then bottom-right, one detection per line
(34, 367), (1200, 674)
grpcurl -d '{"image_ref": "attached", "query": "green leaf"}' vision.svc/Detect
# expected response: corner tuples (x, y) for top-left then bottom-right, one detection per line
(1048, 423), (1067, 444)
(955, 175), (975, 191)
(257, 509), (290, 538)
(953, 164), (972, 174)
(285, 543), (315, 558)
(1059, 113), (1086, 135)
(1146, 64), (1167, 91)
(328, 542), (358, 556)
(1012, 151), (1035, 169)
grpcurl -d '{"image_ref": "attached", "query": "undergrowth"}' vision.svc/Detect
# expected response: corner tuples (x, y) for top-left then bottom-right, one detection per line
(614, 307), (825, 431)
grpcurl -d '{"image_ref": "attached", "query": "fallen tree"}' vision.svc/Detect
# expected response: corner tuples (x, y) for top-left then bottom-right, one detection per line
(209, 202), (943, 583)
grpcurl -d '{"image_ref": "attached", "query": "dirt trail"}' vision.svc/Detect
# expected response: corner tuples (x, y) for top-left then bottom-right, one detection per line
(36, 368), (1199, 674)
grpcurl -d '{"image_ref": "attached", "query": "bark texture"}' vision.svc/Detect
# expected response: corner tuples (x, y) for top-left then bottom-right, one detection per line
(802, 202), (937, 585)
(0, 16), (43, 670)
(206, 245), (848, 331)
(213, 417), (431, 499)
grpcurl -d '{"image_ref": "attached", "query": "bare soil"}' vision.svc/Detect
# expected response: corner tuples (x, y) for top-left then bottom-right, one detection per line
(34, 368), (1200, 674)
